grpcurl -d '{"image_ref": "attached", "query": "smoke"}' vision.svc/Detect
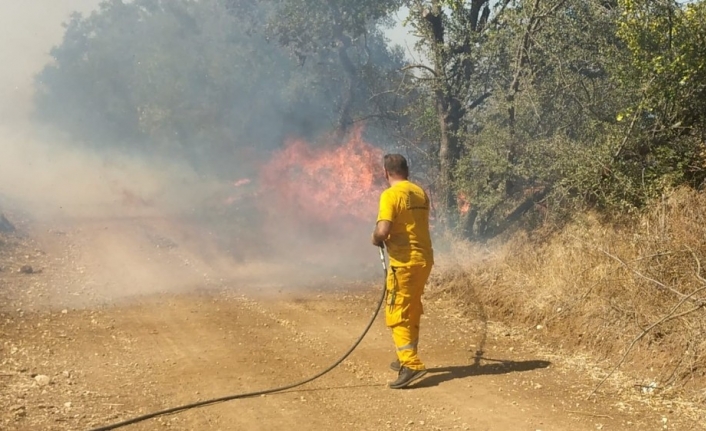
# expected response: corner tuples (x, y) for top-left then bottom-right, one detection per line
(0, 125), (212, 221)
(0, 1), (394, 305)
(0, 0), (100, 122)
(0, 123), (384, 303)
(0, 1), (176, 221)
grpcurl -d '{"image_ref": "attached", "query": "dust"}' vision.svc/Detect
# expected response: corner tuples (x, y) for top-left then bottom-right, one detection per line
(0, 1), (100, 122)
(0, 0), (385, 307)
(1, 125), (200, 219)
(0, 124), (381, 302)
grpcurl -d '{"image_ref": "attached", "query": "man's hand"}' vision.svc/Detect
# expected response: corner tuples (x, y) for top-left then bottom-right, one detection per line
(371, 220), (392, 247)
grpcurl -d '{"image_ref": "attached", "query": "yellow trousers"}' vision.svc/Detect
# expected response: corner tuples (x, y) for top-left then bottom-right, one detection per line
(385, 264), (432, 371)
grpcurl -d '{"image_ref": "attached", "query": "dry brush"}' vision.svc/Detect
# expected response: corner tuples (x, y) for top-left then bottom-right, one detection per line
(430, 187), (706, 403)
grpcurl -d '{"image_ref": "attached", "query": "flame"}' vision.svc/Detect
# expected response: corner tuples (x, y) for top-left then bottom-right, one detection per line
(457, 192), (470, 215)
(259, 127), (384, 226)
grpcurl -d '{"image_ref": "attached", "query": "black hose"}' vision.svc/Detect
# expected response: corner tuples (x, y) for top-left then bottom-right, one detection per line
(87, 247), (388, 431)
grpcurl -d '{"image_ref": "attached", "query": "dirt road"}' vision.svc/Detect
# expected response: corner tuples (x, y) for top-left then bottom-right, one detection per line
(1, 217), (700, 431)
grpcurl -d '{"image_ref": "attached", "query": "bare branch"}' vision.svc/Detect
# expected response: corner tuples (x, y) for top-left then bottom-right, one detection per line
(563, 239), (706, 397)
(367, 90), (396, 103)
(351, 113), (399, 124)
(593, 243), (697, 302)
(566, 411), (614, 420)
(468, 91), (492, 110)
(686, 246), (706, 285)
(588, 288), (706, 397)
(484, 0), (513, 32)
(401, 64), (437, 76)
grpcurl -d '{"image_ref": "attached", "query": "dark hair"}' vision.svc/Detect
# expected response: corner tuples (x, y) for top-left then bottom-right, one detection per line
(383, 154), (409, 178)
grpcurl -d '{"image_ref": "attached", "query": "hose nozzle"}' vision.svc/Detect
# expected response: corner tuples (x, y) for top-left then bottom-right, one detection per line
(378, 245), (387, 273)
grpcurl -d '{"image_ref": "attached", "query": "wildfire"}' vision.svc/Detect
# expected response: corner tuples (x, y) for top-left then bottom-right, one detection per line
(457, 192), (470, 215)
(259, 127), (384, 226)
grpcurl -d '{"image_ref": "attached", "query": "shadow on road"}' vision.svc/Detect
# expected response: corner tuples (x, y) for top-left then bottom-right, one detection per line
(414, 357), (552, 388)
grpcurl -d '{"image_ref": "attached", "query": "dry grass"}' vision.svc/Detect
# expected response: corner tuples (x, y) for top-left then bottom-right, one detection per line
(430, 187), (706, 404)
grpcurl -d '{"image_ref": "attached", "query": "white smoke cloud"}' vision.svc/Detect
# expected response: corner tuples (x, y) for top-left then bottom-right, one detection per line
(0, 0), (100, 122)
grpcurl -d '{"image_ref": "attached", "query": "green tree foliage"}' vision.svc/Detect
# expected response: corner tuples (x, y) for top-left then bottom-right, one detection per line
(454, 0), (629, 235)
(609, 0), (706, 197)
(269, 0), (407, 139)
(402, 0), (608, 236)
(618, 0), (706, 128)
(408, 0), (706, 237)
(35, 0), (404, 176)
(34, 0), (706, 234)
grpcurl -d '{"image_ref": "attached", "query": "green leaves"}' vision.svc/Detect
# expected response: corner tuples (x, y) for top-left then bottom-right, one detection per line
(617, 0), (706, 126)
(34, 0), (404, 177)
(271, 0), (404, 55)
(605, 0), (706, 202)
(33, 0), (706, 230)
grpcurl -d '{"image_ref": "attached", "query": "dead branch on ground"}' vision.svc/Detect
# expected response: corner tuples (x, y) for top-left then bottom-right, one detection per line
(588, 284), (706, 398)
(569, 234), (706, 306)
(565, 235), (706, 397)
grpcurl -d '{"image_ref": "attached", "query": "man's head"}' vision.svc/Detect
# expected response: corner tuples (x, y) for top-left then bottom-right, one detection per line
(383, 154), (409, 183)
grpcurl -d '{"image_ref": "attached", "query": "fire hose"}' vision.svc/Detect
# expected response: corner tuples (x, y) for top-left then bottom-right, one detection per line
(87, 246), (388, 431)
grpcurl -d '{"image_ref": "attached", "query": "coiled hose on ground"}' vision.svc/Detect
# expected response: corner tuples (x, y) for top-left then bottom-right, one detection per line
(87, 247), (388, 431)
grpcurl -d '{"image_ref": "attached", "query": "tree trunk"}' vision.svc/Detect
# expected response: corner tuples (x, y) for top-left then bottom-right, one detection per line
(437, 97), (464, 228)
(330, 1), (357, 141)
(427, 0), (464, 229)
(506, 0), (543, 196)
(463, 208), (479, 238)
(335, 41), (357, 139)
(425, 0), (491, 231)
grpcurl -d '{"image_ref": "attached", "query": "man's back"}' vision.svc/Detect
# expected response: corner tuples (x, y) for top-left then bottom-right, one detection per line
(377, 180), (434, 267)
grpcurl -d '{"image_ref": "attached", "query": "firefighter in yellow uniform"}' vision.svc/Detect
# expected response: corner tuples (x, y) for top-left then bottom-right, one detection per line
(372, 154), (433, 389)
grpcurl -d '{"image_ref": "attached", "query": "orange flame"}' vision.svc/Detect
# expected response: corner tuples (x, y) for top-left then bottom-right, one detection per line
(259, 127), (384, 226)
(457, 192), (470, 215)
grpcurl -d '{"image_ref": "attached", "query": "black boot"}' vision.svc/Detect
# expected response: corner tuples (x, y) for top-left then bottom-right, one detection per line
(389, 366), (427, 389)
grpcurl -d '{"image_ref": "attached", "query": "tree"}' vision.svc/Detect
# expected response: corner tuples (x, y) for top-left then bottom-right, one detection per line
(454, 0), (629, 235)
(401, 0), (583, 235)
(612, 0), (706, 193)
(34, 0), (405, 176)
(402, 0), (495, 228)
(449, 0), (706, 235)
(269, 0), (407, 140)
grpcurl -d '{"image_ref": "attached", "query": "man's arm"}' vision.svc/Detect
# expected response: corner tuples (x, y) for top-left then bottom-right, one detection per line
(371, 220), (392, 246)
(373, 189), (395, 247)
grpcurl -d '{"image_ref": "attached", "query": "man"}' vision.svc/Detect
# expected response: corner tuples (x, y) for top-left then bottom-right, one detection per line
(371, 154), (434, 389)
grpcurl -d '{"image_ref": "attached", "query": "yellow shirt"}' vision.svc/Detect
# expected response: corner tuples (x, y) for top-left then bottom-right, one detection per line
(376, 180), (434, 267)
